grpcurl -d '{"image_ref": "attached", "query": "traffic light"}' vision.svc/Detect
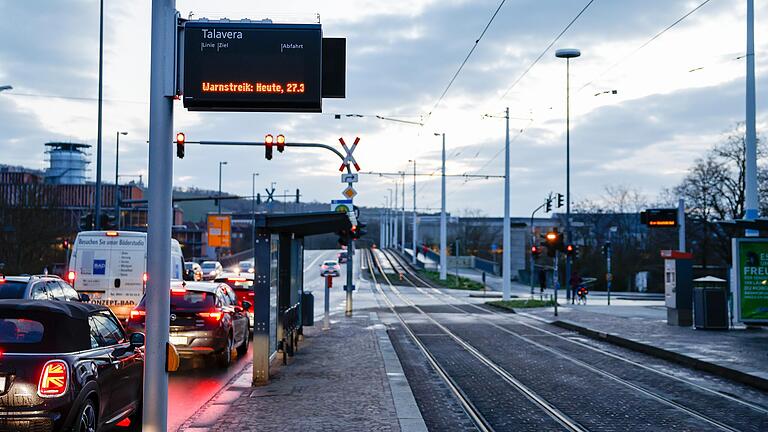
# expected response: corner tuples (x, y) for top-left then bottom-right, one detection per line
(62, 239), (70, 250)
(256, 193), (262, 205)
(337, 229), (349, 247)
(556, 193), (564, 208)
(265, 134), (274, 160)
(565, 244), (575, 256)
(80, 212), (94, 230)
(602, 241), (611, 256)
(544, 229), (564, 257)
(296, 188), (300, 204)
(175, 132), (186, 159)
(100, 213), (116, 230)
(351, 222), (367, 240)
(276, 134), (286, 153)
(531, 245), (541, 258)
(545, 197), (552, 213)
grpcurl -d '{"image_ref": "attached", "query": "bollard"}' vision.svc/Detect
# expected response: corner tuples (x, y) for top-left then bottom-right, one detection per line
(323, 275), (332, 330)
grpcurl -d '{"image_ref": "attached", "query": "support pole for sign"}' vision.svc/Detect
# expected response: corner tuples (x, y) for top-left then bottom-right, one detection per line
(440, 133), (447, 281)
(553, 250), (559, 317)
(345, 240), (354, 316)
(324, 275), (331, 330)
(143, 0), (174, 430)
(411, 160), (417, 265)
(401, 172), (406, 254)
(678, 199), (685, 252)
(746, 0), (759, 237)
(502, 107), (511, 301)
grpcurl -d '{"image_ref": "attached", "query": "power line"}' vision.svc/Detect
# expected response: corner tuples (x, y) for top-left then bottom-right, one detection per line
(499, 0), (597, 100)
(425, 0), (508, 122)
(3, 91), (146, 104)
(578, 0), (715, 92)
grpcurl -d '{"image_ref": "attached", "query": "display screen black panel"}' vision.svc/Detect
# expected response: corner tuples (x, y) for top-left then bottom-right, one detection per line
(183, 21), (322, 112)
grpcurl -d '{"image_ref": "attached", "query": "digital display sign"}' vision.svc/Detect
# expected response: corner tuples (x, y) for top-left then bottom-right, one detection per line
(183, 21), (322, 112)
(640, 208), (678, 228)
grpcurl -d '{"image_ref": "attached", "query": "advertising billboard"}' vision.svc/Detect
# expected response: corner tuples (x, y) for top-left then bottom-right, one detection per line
(182, 21), (322, 112)
(207, 214), (232, 248)
(733, 238), (768, 323)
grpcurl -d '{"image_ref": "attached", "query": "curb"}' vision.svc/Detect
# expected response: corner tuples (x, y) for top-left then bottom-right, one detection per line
(553, 319), (768, 393)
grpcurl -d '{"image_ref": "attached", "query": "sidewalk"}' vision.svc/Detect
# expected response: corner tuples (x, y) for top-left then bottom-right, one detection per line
(179, 287), (426, 432)
(523, 304), (768, 391)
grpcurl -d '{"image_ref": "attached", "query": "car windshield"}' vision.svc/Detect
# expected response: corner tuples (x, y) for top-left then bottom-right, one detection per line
(0, 281), (28, 299)
(223, 278), (253, 290)
(201, 263), (217, 270)
(170, 290), (214, 310)
(323, 261), (338, 266)
(0, 318), (44, 344)
(184, 263), (194, 270)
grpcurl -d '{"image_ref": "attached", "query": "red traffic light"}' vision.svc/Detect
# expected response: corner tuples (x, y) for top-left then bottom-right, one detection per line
(531, 245), (541, 256)
(175, 132), (186, 144)
(276, 134), (286, 152)
(264, 134), (274, 160)
(265, 134), (274, 145)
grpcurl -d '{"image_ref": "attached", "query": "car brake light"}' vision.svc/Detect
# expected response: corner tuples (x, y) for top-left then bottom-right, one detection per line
(38, 360), (68, 398)
(198, 311), (223, 321)
(105, 231), (119, 237)
(0, 275), (5, 284)
(129, 310), (146, 320)
(142, 272), (149, 283)
(67, 271), (76, 283)
(115, 418), (131, 427)
(248, 292), (254, 296)
(170, 286), (186, 294)
(227, 277), (247, 282)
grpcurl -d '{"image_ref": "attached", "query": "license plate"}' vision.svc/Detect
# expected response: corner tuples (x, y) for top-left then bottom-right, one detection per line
(169, 336), (187, 345)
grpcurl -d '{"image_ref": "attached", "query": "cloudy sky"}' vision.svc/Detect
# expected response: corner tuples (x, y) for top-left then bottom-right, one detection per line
(1, 0), (766, 217)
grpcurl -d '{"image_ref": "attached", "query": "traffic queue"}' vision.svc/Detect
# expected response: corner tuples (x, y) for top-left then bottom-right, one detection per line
(0, 230), (256, 431)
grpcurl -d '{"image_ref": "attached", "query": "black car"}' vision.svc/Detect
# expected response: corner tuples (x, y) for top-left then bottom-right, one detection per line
(0, 300), (144, 432)
(127, 281), (250, 368)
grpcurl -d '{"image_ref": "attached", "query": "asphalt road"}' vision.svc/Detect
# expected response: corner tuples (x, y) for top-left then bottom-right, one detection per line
(167, 249), (347, 431)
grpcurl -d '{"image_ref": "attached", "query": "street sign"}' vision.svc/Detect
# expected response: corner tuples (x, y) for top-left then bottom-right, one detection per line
(182, 21), (323, 112)
(338, 137), (360, 172)
(207, 214), (232, 248)
(342, 186), (357, 199)
(341, 173), (359, 183)
(733, 238), (768, 324)
(332, 202), (353, 213)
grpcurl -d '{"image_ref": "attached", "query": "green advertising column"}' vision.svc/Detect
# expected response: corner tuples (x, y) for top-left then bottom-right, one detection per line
(733, 238), (768, 324)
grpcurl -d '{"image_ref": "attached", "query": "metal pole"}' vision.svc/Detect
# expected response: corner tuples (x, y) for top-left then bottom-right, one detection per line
(143, 0), (174, 429)
(607, 231), (612, 306)
(389, 189), (394, 247)
(380, 210), (385, 248)
(678, 198), (685, 251)
(440, 133), (447, 280)
(115, 132), (120, 229)
(502, 107), (511, 300)
(323, 276), (331, 330)
(746, 0), (759, 236)
(252, 173), (258, 255)
(412, 160), (417, 265)
(455, 239), (460, 287)
(218, 162), (225, 214)
(394, 182), (398, 248)
(554, 250), (559, 317)
(401, 172), (406, 253)
(94, 0), (104, 230)
(345, 240), (354, 316)
(565, 58), (573, 302)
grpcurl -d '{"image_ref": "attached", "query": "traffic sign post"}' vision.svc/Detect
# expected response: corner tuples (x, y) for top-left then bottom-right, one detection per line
(323, 275), (332, 330)
(341, 173), (359, 183)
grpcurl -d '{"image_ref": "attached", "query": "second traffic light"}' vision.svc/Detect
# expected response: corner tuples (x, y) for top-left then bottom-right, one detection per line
(175, 132), (186, 159)
(544, 229), (564, 257)
(265, 134), (274, 160)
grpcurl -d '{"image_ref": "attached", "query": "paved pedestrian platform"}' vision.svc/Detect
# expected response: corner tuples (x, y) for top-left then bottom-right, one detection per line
(178, 287), (426, 432)
(522, 304), (768, 391)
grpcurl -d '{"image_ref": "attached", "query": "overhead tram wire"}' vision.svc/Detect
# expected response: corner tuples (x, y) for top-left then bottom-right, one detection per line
(424, 0), (508, 122)
(499, 0), (597, 101)
(578, 0), (715, 92)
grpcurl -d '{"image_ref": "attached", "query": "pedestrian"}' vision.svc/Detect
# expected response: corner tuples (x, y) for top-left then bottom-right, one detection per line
(538, 268), (546, 294)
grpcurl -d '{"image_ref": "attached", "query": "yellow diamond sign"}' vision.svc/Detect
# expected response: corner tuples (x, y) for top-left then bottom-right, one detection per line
(342, 186), (357, 199)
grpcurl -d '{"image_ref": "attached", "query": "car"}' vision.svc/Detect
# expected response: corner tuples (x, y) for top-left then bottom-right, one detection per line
(127, 281), (250, 368)
(215, 274), (255, 328)
(184, 262), (203, 281)
(0, 300), (145, 432)
(0, 274), (87, 302)
(237, 260), (255, 274)
(320, 260), (341, 277)
(200, 261), (223, 281)
(337, 251), (348, 264)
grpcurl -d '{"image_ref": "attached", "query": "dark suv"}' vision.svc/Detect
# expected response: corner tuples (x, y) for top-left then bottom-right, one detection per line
(0, 300), (144, 431)
(0, 275), (86, 302)
(127, 281), (250, 368)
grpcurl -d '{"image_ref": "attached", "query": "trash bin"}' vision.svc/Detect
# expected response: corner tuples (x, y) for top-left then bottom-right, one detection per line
(693, 276), (728, 330)
(301, 292), (314, 326)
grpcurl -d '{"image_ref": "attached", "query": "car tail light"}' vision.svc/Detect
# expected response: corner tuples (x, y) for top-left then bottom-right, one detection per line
(142, 272), (149, 283)
(38, 360), (69, 397)
(170, 286), (186, 294)
(228, 277), (247, 282)
(0, 275), (5, 284)
(67, 271), (76, 283)
(129, 310), (146, 321)
(198, 311), (223, 321)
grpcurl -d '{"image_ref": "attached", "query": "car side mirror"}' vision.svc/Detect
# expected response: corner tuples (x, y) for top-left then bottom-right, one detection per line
(79, 293), (91, 302)
(129, 332), (145, 349)
(241, 300), (252, 311)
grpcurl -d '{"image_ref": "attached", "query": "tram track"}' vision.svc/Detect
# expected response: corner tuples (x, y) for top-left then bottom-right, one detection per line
(366, 249), (586, 432)
(378, 248), (768, 432)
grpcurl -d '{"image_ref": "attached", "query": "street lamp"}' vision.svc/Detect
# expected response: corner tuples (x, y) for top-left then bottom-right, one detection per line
(218, 161), (228, 214)
(114, 131), (128, 229)
(94, 0), (105, 230)
(555, 47), (581, 302)
(434, 132), (447, 281)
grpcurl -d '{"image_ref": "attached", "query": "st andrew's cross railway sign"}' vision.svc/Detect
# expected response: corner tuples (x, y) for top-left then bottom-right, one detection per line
(339, 137), (360, 172)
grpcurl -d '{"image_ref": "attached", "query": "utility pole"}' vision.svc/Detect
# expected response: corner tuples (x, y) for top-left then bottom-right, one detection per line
(553, 250), (559, 317)
(678, 199), (686, 251)
(502, 107), (511, 301)
(218, 161), (227, 214)
(388, 188), (394, 248)
(114, 131), (127, 229)
(394, 181), (399, 248)
(252, 173), (259, 255)
(94, 0), (105, 230)
(401, 172), (406, 253)
(607, 227), (616, 306)
(143, 0), (174, 429)
(438, 132), (447, 281)
(410, 160), (417, 264)
(380, 209), (385, 248)
(746, 0), (759, 236)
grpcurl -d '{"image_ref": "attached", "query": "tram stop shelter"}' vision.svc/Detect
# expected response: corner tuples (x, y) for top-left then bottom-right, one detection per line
(250, 211), (353, 385)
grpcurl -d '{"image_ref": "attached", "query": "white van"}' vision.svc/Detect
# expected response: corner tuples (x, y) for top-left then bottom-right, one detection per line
(67, 230), (184, 318)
